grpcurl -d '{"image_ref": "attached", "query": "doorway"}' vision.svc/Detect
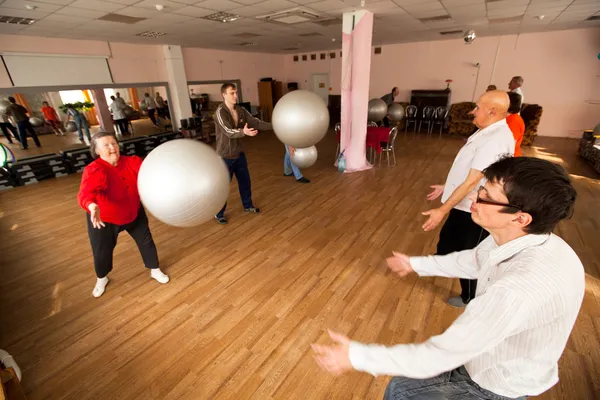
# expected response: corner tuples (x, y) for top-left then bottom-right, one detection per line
(311, 73), (329, 105)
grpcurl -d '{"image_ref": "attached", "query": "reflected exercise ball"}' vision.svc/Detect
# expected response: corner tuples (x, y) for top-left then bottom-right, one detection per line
(29, 117), (43, 127)
(387, 103), (405, 121)
(368, 98), (387, 122)
(137, 139), (230, 228)
(65, 121), (78, 132)
(291, 146), (318, 169)
(272, 90), (329, 148)
(0, 100), (10, 114)
(124, 106), (135, 117)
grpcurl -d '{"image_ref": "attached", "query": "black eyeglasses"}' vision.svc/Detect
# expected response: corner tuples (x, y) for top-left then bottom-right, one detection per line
(476, 186), (521, 211)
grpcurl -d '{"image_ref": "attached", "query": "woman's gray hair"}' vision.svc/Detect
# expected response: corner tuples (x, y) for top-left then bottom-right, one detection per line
(90, 131), (117, 159)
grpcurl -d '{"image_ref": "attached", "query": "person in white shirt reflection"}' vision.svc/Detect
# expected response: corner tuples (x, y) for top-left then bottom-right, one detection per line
(312, 156), (584, 400)
(508, 76), (524, 109)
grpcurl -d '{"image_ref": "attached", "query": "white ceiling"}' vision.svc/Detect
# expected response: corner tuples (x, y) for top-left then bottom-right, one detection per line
(0, 0), (598, 53)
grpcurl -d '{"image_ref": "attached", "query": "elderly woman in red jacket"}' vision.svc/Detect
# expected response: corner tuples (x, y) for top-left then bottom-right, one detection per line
(77, 132), (169, 298)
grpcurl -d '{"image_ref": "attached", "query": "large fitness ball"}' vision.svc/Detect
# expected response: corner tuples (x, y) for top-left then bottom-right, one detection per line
(368, 98), (387, 122)
(137, 139), (230, 228)
(123, 106), (135, 117)
(0, 100), (10, 114)
(29, 117), (43, 127)
(387, 103), (405, 121)
(291, 146), (318, 169)
(272, 90), (329, 148)
(65, 121), (78, 132)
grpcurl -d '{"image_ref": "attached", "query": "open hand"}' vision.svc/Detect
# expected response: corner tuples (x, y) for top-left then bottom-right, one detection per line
(422, 207), (446, 231)
(312, 330), (353, 376)
(243, 123), (258, 136)
(426, 185), (444, 201)
(89, 203), (105, 229)
(386, 251), (414, 278)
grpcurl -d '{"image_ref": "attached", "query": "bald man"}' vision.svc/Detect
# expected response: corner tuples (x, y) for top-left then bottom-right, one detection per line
(422, 90), (514, 307)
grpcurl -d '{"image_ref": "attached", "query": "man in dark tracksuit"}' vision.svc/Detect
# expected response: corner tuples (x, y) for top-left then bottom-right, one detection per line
(213, 82), (272, 225)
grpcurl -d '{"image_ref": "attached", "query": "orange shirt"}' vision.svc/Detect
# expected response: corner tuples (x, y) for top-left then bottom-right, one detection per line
(41, 105), (58, 121)
(506, 114), (525, 157)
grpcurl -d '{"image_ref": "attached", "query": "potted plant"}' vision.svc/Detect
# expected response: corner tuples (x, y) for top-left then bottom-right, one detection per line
(59, 101), (95, 114)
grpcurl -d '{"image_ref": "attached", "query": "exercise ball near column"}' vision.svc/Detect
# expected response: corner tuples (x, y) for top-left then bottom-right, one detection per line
(29, 117), (44, 127)
(66, 121), (78, 132)
(291, 146), (318, 169)
(137, 139), (230, 228)
(272, 90), (329, 148)
(0, 99), (10, 114)
(368, 98), (387, 122)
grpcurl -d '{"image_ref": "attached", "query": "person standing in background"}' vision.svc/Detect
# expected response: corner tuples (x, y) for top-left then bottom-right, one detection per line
(141, 93), (160, 127)
(65, 104), (91, 143)
(380, 87), (399, 127)
(508, 76), (525, 109)
(506, 92), (525, 157)
(109, 96), (129, 136)
(5, 97), (41, 150)
(41, 101), (63, 136)
(1, 109), (18, 144)
(155, 92), (168, 120)
(284, 145), (310, 184)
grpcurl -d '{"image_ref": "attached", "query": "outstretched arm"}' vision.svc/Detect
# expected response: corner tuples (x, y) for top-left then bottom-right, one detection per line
(243, 108), (272, 131)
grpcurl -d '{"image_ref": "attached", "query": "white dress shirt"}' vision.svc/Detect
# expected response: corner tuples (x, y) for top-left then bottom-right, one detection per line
(142, 97), (157, 110)
(442, 119), (514, 212)
(348, 233), (585, 398)
(110, 100), (126, 120)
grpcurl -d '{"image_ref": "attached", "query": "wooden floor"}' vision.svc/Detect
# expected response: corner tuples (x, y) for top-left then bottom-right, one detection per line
(0, 131), (599, 400)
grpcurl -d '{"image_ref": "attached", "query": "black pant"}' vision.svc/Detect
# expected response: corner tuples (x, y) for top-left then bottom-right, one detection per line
(436, 208), (489, 303)
(16, 120), (40, 149)
(116, 118), (129, 134)
(147, 109), (157, 125)
(1, 122), (17, 143)
(217, 152), (253, 218)
(87, 206), (159, 278)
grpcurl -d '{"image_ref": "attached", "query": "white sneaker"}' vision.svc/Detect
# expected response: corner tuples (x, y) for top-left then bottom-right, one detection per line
(150, 268), (169, 284)
(92, 277), (109, 298)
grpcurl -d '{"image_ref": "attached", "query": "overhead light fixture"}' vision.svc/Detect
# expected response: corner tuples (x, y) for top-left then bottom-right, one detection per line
(239, 42), (257, 47)
(0, 15), (35, 25)
(25, 5), (37, 11)
(202, 12), (240, 23)
(535, 15), (545, 20)
(136, 31), (166, 38)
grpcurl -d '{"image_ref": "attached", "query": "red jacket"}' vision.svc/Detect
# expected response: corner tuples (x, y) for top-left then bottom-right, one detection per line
(506, 114), (525, 157)
(77, 155), (143, 225)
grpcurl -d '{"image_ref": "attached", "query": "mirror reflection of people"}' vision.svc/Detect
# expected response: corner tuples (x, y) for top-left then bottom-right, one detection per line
(41, 101), (63, 136)
(5, 96), (41, 149)
(65, 104), (91, 143)
(109, 95), (128, 135)
(77, 132), (169, 298)
(506, 92), (525, 157)
(381, 87), (399, 127)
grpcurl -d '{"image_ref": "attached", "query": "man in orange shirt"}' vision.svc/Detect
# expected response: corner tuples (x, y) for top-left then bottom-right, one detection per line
(506, 92), (525, 156)
(41, 101), (63, 136)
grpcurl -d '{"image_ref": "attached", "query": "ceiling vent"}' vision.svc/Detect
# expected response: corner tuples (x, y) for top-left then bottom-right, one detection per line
(238, 42), (257, 47)
(202, 12), (240, 23)
(439, 30), (463, 35)
(257, 7), (332, 25)
(299, 32), (323, 37)
(98, 13), (146, 24)
(233, 32), (261, 38)
(0, 15), (35, 25)
(136, 31), (166, 38)
(488, 16), (523, 24)
(419, 15), (452, 23)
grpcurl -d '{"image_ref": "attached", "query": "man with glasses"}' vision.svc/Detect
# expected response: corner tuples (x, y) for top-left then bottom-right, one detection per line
(421, 90), (514, 308)
(313, 156), (584, 400)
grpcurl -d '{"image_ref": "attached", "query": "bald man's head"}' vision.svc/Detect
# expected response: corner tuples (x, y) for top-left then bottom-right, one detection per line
(470, 90), (510, 129)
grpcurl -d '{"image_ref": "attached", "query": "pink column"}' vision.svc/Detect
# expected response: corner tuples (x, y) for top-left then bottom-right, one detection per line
(91, 89), (115, 133)
(339, 10), (374, 173)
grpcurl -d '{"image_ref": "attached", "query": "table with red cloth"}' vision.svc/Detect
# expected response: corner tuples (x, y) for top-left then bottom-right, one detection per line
(336, 126), (391, 154)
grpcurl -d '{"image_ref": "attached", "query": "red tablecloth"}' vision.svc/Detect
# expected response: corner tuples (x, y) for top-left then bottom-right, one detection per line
(337, 126), (390, 154)
(366, 127), (390, 154)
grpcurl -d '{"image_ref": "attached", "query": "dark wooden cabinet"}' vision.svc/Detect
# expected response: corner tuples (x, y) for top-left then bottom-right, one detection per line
(257, 81), (283, 122)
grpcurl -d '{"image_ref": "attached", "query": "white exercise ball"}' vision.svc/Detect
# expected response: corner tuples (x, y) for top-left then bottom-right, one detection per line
(368, 98), (387, 122)
(65, 121), (77, 132)
(0, 100), (10, 114)
(387, 103), (405, 121)
(29, 117), (43, 127)
(272, 90), (329, 148)
(137, 139), (230, 228)
(291, 146), (318, 169)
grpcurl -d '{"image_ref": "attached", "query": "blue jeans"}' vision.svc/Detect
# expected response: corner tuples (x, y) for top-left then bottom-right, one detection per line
(74, 115), (91, 141)
(284, 145), (303, 179)
(17, 120), (40, 148)
(216, 152), (253, 218)
(384, 367), (527, 400)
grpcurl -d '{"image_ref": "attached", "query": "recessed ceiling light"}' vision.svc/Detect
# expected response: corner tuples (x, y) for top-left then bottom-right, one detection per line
(239, 42), (257, 47)
(136, 31), (166, 38)
(203, 12), (240, 23)
(536, 15), (545, 20)
(25, 5), (37, 11)
(155, 5), (164, 11)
